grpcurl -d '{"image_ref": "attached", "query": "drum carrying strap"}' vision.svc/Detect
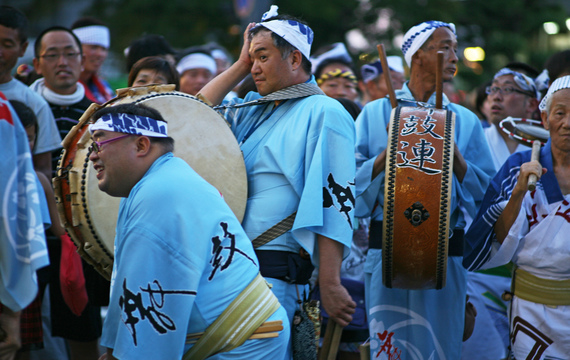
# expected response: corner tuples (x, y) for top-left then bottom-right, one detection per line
(251, 212), (297, 248)
(212, 83), (325, 110)
(182, 273), (281, 360)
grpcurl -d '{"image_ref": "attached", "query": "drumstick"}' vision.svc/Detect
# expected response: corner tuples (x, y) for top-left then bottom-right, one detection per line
(528, 140), (541, 191)
(435, 51), (444, 109)
(377, 44), (398, 109)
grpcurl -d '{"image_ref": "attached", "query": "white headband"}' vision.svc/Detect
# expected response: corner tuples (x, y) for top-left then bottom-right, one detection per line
(89, 113), (168, 138)
(310, 42), (352, 74)
(253, 5), (314, 60)
(176, 53), (217, 75)
(401, 21), (456, 67)
(539, 75), (570, 111)
(72, 25), (110, 49)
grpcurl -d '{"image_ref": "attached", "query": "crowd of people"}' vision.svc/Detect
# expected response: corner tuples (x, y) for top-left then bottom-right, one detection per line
(1, 3), (570, 360)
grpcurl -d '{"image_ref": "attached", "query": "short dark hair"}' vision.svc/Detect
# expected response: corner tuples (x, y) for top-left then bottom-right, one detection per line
(34, 26), (83, 58)
(125, 34), (176, 73)
(70, 16), (107, 30)
(10, 100), (38, 151)
(128, 56), (180, 90)
(249, 15), (312, 75)
(544, 50), (570, 83)
(0, 6), (29, 43)
(91, 103), (175, 152)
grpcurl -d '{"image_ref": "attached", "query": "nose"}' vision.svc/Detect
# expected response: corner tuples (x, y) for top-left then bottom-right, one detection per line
(251, 60), (260, 75)
(449, 50), (458, 64)
(88, 147), (99, 161)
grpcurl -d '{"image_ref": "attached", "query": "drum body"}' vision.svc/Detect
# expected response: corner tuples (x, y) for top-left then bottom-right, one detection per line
(382, 106), (455, 290)
(53, 85), (247, 280)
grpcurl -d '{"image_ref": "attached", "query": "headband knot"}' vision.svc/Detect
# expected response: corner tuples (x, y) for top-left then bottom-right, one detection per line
(253, 6), (314, 60)
(89, 113), (168, 137)
(401, 21), (456, 67)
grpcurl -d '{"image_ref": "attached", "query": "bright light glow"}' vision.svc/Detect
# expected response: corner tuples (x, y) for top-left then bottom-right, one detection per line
(566, 18), (570, 31)
(464, 47), (485, 62)
(346, 29), (369, 52)
(543, 22), (559, 35)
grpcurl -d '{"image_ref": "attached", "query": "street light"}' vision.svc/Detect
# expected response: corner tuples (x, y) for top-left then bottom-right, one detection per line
(463, 47), (485, 62)
(543, 22), (559, 35)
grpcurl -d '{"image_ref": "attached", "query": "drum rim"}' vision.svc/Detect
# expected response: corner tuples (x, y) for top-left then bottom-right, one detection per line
(499, 116), (549, 146)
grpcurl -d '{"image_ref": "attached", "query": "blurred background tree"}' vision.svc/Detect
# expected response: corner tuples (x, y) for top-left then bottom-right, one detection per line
(5, 0), (570, 97)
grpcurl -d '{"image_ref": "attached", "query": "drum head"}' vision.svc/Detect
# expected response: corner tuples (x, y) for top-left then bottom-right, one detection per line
(56, 86), (247, 279)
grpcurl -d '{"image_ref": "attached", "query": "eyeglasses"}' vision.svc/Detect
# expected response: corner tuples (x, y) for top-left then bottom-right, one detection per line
(485, 86), (534, 97)
(39, 51), (81, 63)
(89, 134), (131, 153)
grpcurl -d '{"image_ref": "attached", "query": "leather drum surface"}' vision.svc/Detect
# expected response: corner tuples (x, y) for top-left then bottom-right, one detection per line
(382, 105), (455, 290)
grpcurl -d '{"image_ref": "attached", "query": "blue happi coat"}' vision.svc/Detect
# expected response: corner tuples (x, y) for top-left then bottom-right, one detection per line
(355, 84), (494, 360)
(101, 154), (289, 359)
(0, 95), (49, 311)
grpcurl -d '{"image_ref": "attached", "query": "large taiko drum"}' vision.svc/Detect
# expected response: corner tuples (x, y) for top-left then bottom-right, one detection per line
(53, 85), (247, 280)
(382, 105), (455, 290)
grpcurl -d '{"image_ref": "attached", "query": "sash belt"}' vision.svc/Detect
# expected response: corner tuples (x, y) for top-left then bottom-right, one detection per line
(513, 268), (570, 306)
(368, 220), (464, 257)
(183, 273), (281, 359)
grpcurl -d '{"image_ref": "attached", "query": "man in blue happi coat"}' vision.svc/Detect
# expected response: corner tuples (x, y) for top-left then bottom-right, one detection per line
(354, 21), (495, 359)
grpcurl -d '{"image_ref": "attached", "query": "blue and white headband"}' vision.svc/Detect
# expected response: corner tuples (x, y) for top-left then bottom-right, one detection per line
(253, 5), (314, 60)
(361, 56), (405, 83)
(539, 75), (570, 111)
(89, 113), (168, 137)
(493, 68), (540, 99)
(310, 42), (352, 74)
(401, 21), (456, 67)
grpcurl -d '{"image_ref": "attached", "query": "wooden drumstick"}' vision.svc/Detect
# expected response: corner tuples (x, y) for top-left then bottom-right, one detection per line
(377, 44), (398, 109)
(435, 51), (444, 109)
(528, 140), (541, 191)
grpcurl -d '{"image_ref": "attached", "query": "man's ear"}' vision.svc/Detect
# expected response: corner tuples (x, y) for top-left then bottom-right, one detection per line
(135, 136), (152, 156)
(32, 56), (42, 75)
(290, 49), (303, 71)
(541, 110), (549, 130)
(19, 41), (28, 57)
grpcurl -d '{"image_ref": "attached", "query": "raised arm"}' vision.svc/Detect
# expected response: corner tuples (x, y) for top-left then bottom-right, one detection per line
(494, 160), (546, 243)
(198, 23), (255, 105)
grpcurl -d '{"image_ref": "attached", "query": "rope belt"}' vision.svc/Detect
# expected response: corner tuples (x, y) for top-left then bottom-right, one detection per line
(183, 273), (281, 359)
(513, 268), (570, 306)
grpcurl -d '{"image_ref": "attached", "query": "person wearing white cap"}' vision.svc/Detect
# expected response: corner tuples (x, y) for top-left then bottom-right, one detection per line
(359, 56), (405, 105)
(176, 51), (217, 96)
(464, 75), (570, 360)
(355, 21), (495, 359)
(199, 6), (356, 359)
(71, 17), (115, 104)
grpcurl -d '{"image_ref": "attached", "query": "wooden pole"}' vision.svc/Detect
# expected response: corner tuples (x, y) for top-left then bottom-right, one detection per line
(377, 44), (398, 109)
(528, 140), (542, 191)
(435, 51), (444, 109)
(319, 320), (343, 360)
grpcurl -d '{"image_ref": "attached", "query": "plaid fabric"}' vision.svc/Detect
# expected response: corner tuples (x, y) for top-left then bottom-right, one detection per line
(19, 294), (43, 350)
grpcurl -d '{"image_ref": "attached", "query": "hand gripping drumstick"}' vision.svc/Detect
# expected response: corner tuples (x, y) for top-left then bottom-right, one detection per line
(528, 140), (541, 191)
(377, 44), (398, 109)
(435, 51), (444, 109)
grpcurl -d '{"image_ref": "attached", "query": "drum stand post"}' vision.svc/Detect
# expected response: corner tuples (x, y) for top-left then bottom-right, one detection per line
(319, 320), (343, 360)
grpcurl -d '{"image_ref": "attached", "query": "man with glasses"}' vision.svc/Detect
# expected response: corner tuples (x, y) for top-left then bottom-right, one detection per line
(484, 67), (540, 170)
(462, 66), (540, 360)
(31, 26), (108, 360)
